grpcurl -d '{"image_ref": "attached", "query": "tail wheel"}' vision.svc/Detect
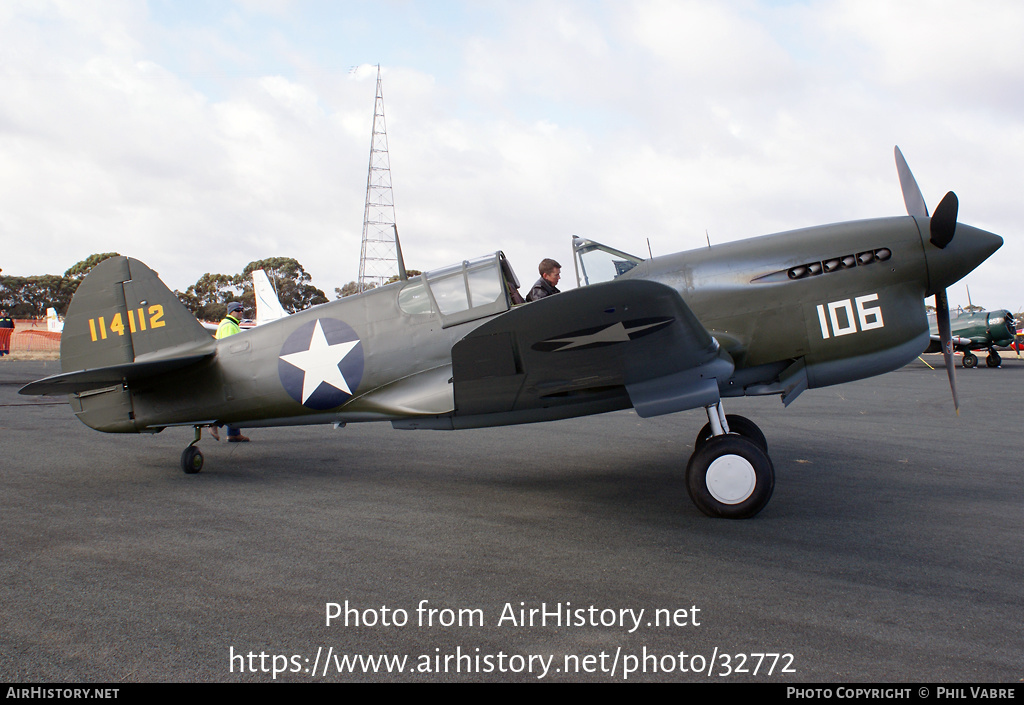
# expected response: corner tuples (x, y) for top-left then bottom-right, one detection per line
(686, 435), (774, 519)
(181, 446), (203, 474)
(694, 414), (768, 454)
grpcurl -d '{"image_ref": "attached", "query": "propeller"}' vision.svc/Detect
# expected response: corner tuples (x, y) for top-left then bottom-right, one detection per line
(895, 146), (959, 414)
(930, 191), (958, 249)
(1014, 310), (1022, 358)
(895, 146), (929, 218)
(934, 289), (960, 414)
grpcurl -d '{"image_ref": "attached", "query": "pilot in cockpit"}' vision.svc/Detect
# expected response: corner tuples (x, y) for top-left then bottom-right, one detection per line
(525, 259), (561, 302)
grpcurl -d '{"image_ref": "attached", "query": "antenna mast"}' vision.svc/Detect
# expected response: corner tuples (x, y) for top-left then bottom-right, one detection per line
(358, 65), (399, 292)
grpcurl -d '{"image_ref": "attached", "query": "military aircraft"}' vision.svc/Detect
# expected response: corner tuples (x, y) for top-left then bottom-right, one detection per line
(46, 307), (64, 333)
(925, 308), (1018, 367)
(253, 269), (289, 326)
(20, 147), (1003, 519)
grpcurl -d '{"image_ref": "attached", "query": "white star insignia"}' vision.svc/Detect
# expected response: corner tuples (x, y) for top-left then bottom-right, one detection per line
(279, 320), (360, 403)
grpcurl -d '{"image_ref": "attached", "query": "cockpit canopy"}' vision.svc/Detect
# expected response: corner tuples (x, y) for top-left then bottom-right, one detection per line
(572, 235), (644, 287)
(399, 252), (521, 328)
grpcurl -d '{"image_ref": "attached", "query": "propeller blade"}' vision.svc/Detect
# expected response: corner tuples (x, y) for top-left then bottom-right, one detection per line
(895, 146), (929, 218)
(1012, 312), (1021, 358)
(930, 191), (959, 249)
(935, 289), (959, 415)
(1014, 313), (1022, 358)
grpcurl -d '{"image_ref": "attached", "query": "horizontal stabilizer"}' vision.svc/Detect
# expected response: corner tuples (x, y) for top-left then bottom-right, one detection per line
(20, 350), (213, 396)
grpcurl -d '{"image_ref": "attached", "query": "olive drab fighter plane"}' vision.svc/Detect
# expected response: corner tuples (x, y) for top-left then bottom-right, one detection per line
(20, 147), (1004, 519)
(925, 308), (1019, 368)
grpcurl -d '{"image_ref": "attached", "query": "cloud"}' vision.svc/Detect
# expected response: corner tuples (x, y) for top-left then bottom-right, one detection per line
(0, 0), (1018, 311)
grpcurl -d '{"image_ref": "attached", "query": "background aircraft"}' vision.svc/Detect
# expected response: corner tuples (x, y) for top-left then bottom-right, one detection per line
(20, 148), (1003, 519)
(925, 308), (1018, 367)
(45, 307), (64, 333)
(197, 268), (287, 332)
(252, 268), (289, 326)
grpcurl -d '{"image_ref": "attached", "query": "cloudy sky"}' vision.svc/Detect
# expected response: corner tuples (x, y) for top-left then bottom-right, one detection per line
(1, 0), (1020, 310)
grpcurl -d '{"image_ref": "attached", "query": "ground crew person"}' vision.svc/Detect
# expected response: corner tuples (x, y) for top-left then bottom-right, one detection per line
(212, 302), (249, 442)
(0, 310), (14, 357)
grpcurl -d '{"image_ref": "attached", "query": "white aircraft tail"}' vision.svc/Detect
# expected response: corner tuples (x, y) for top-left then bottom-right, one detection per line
(46, 307), (64, 333)
(253, 269), (288, 326)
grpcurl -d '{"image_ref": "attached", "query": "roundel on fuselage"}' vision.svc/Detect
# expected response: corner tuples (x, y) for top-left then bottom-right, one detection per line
(278, 318), (364, 410)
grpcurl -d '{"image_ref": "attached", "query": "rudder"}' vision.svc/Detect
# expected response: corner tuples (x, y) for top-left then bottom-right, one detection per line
(61, 256), (211, 373)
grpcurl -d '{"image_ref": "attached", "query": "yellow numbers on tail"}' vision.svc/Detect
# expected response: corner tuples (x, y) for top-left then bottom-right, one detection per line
(87, 305), (165, 342)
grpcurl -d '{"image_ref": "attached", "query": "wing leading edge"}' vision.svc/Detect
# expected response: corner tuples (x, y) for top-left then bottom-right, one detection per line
(448, 279), (733, 427)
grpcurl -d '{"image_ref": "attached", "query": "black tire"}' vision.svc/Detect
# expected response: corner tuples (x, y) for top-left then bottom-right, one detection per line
(962, 352), (978, 368)
(986, 352), (1001, 367)
(686, 435), (774, 519)
(181, 446), (203, 474)
(694, 414), (768, 454)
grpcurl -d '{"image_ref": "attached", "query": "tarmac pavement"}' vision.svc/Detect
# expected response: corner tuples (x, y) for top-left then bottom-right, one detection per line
(1, 357), (1021, 682)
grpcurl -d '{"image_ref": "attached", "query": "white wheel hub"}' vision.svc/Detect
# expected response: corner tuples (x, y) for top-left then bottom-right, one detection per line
(705, 454), (756, 504)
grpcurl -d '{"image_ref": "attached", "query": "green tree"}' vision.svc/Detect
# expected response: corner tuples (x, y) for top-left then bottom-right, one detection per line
(0, 274), (69, 317)
(240, 257), (328, 313)
(64, 252), (120, 282)
(0, 253), (120, 316)
(384, 270), (421, 285)
(177, 273), (240, 322)
(336, 281), (361, 298)
(57, 252), (121, 314)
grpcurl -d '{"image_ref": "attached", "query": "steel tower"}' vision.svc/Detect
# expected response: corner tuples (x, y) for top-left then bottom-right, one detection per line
(357, 65), (399, 292)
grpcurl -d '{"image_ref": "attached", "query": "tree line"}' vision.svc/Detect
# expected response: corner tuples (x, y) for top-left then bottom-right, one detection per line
(0, 253), (120, 318)
(0, 253), (424, 320)
(0, 254), (340, 321)
(178, 256), (329, 321)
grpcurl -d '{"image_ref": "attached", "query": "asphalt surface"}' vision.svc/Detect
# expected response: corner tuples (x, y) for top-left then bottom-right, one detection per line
(1, 357), (1021, 682)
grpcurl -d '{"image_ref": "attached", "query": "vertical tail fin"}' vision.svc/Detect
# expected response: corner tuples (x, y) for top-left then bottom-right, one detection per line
(61, 256), (211, 373)
(46, 307), (64, 332)
(252, 269), (289, 325)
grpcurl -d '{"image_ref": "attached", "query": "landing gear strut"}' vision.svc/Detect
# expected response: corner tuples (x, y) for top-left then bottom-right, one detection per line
(685, 402), (774, 519)
(181, 426), (204, 474)
(694, 413), (768, 454)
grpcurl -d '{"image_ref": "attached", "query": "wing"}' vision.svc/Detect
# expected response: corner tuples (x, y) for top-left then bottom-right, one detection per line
(926, 334), (978, 353)
(450, 279), (734, 425)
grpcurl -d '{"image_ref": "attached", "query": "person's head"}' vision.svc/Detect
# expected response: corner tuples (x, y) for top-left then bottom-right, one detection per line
(539, 258), (561, 286)
(226, 302), (243, 317)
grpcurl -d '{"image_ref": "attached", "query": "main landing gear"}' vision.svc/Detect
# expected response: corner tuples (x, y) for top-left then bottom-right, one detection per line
(181, 425), (205, 474)
(685, 402), (774, 519)
(962, 350), (1002, 368)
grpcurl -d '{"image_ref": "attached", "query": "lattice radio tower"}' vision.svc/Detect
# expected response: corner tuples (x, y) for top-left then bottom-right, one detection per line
(358, 65), (399, 292)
